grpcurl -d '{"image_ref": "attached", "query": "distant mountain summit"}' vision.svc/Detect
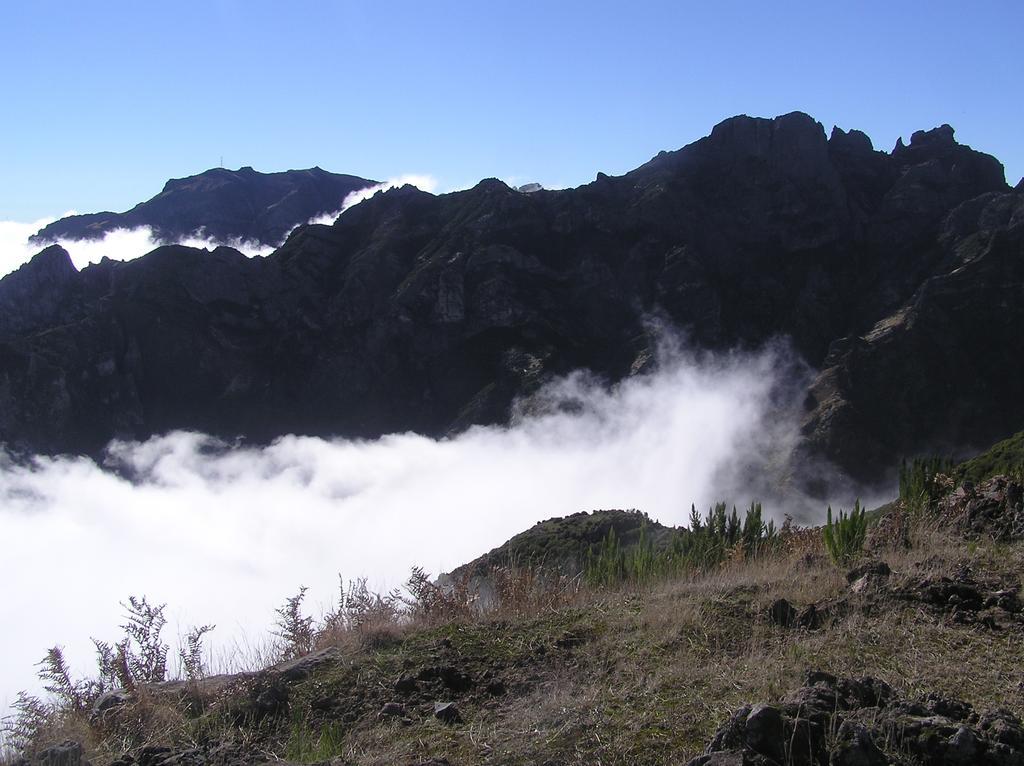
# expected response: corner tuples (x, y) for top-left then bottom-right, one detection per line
(2, 112), (1021, 491)
(30, 166), (378, 247)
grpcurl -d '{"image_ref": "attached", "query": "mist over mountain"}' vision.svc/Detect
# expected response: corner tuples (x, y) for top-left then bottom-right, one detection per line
(1, 111), (1021, 491)
(29, 166), (378, 248)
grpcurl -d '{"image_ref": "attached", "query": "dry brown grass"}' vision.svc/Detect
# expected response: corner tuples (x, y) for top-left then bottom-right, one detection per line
(10, 509), (1024, 766)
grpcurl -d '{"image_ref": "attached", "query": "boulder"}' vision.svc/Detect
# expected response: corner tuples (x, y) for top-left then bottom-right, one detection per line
(433, 701), (462, 724)
(690, 673), (1024, 766)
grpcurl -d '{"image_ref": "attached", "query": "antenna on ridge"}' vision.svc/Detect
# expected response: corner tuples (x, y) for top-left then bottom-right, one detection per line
(220, 155), (224, 168)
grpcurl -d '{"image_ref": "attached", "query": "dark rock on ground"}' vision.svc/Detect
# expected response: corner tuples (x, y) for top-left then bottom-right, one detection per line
(31, 167), (377, 248)
(417, 665), (474, 692)
(395, 674), (420, 695)
(87, 646), (347, 730)
(23, 742), (92, 766)
(90, 689), (132, 722)
(432, 701), (462, 724)
(379, 701), (407, 718)
(270, 646), (344, 682)
(846, 560), (891, 584)
(846, 560), (891, 592)
(485, 679), (507, 696)
(2, 113), (1020, 487)
(898, 566), (1021, 629)
(767, 597), (845, 632)
(766, 599), (797, 628)
(107, 742), (305, 766)
(690, 671), (1024, 765)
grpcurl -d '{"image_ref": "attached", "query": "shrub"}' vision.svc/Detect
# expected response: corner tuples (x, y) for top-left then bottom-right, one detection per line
(94, 595), (171, 691)
(584, 501), (780, 587)
(403, 566), (473, 622)
(899, 457), (954, 513)
(2, 596), (212, 761)
(179, 624), (215, 681)
(823, 500), (867, 565)
(274, 587), (315, 660)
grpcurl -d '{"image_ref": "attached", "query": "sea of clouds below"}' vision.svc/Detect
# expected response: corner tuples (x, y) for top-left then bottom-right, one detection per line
(0, 339), (878, 720)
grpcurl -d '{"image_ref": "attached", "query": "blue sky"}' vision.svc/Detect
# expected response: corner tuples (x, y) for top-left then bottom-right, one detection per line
(2, 0), (1021, 220)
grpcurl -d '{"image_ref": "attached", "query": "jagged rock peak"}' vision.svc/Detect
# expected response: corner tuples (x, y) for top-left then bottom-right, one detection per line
(27, 244), (76, 276)
(474, 177), (513, 191)
(829, 125), (875, 153)
(910, 123), (956, 147)
(708, 111), (827, 152)
(3, 244), (79, 289)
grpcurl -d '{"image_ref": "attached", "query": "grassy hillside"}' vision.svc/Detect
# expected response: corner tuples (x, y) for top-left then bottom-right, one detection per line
(956, 429), (1024, 483)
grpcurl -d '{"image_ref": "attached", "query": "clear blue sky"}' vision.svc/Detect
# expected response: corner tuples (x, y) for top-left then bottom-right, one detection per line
(2, 0), (1021, 220)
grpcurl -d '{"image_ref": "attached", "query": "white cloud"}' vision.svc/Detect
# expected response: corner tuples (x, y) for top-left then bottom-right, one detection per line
(0, 342), (867, 716)
(0, 219), (275, 277)
(307, 174), (439, 224)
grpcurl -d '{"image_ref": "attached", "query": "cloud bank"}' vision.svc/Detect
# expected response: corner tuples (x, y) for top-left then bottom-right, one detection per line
(0, 175), (439, 278)
(0, 341), (865, 715)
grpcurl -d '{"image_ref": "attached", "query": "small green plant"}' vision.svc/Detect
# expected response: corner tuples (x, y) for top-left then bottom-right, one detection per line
(274, 587), (315, 660)
(1, 692), (51, 759)
(822, 500), (867, 565)
(584, 501), (779, 587)
(179, 624), (216, 681)
(94, 595), (172, 691)
(403, 566), (473, 622)
(285, 716), (347, 763)
(2, 596), (212, 761)
(899, 456), (953, 513)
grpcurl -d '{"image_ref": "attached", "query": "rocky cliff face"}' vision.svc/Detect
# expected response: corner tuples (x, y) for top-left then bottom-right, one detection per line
(30, 166), (378, 247)
(801, 191), (1024, 481)
(1, 112), (1019, 486)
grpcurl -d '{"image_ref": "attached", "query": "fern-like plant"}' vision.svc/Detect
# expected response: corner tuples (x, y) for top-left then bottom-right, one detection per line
(274, 587), (315, 660)
(179, 624), (215, 681)
(822, 500), (867, 566)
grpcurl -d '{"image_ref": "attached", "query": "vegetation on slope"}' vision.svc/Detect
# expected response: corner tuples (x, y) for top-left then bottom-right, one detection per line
(955, 429), (1024, 484)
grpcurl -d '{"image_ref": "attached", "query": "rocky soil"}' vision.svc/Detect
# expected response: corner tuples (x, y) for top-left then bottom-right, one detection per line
(690, 671), (1024, 765)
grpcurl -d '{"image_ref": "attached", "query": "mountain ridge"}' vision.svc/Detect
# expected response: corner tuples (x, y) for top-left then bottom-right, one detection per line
(30, 166), (378, 247)
(1, 111), (1020, 489)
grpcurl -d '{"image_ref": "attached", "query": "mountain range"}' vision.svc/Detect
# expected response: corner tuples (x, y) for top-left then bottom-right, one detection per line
(2, 111), (1022, 489)
(30, 166), (377, 247)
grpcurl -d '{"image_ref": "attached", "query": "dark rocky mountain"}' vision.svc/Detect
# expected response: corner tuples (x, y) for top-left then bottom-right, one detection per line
(1, 112), (1020, 488)
(30, 166), (378, 247)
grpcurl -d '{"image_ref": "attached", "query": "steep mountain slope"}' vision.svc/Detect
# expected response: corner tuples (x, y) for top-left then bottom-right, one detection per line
(802, 191), (1024, 480)
(30, 166), (377, 247)
(0, 112), (1019, 486)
